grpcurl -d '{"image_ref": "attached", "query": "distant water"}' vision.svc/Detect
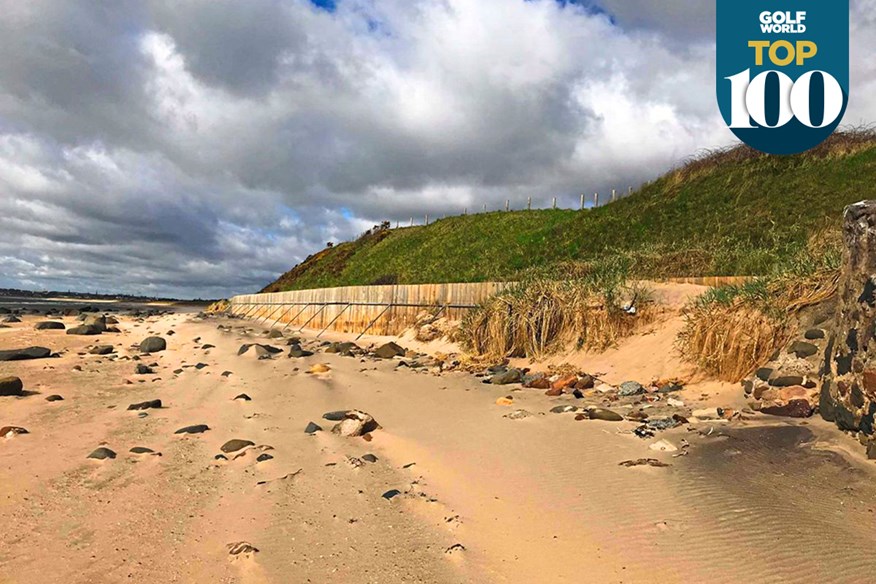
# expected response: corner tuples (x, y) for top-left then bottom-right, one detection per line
(0, 296), (198, 313)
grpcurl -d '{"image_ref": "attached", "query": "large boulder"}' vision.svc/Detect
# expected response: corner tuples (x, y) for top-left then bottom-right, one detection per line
(0, 376), (24, 396)
(139, 336), (167, 353)
(0, 347), (52, 361)
(34, 321), (65, 330)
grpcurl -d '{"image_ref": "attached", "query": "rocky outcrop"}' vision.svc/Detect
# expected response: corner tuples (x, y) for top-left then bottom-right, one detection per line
(820, 201), (876, 454)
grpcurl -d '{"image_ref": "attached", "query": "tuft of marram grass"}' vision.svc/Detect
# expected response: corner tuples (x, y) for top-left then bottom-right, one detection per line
(460, 270), (654, 360)
(677, 232), (841, 381)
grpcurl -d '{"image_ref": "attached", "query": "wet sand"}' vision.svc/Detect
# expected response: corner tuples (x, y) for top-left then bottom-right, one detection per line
(1, 310), (875, 583)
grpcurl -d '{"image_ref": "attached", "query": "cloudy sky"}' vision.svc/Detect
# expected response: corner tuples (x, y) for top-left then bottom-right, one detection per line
(1, 0), (874, 298)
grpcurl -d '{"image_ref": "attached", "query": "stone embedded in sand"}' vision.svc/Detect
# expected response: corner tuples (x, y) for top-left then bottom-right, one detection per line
(201, 343), (215, 349)
(769, 375), (804, 387)
(308, 363), (331, 374)
(544, 387), (564, 397)
(495, 396), (514, 406)
(587, 408), (624, 422)
(1, 426), (28, 438)
(130, 446), (155, 454)
(233, 393), (252, 401)
(175, 424), (210, 435)
(362, 453), (378, 463)
(332, 410), (380, 437)
(89, 345), (115, 355)
(0, 376), (24, 397)
(552, 375), (578, 391)
(267, 329), (284, 339)
(382, 489), (401, 500)
(304, 422), (322, 434)
(227, 541), (259, 556)
(82, 315), (107, 332)
(45, 394), (64, 402)
(221, 371), (233, 377)
(373, 342), (405, 359)
(618, 381), (644, 396)
(575, 374), (595, 389)
(34, 321), (65, 330)
(87, 447), (117, 460)
(0, 346), (52, 361)
(135, 364), (154, 375)
(139, 336), (167, 353)
(804, 328), (825, 340)
(505, 409), (533, 420)
(238, 343), (281, 359)
(524, 376), (552, 389)
(256, 453), (273, 462)
(220, 439), (255, 453)
(127, 399), (162, 411)
(2, 315), (20, 323)
(788, 340), (819, 359)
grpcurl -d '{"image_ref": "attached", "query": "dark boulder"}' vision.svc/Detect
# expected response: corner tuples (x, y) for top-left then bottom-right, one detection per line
(139, 336), (167, 353)
(174, 424), (210, 434)
(304, 421), (322, 434)
(67, 324), (101, 335)
(89, 345), (115, 355)
(0, 346), (52, 361)
(0, 376), (24, 396)
(34, 321), (65, 330)
(220, 439), (255, 453)
(373, 342), (405, 359)
(87, 447), (117, 460)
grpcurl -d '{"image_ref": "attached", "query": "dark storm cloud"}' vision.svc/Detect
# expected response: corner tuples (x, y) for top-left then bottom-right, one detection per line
(0, 0), (873, 298)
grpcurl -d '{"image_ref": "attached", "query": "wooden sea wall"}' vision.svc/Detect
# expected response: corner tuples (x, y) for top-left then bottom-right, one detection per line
(229, 282), (513, 336)
(229, 276), (755, 336)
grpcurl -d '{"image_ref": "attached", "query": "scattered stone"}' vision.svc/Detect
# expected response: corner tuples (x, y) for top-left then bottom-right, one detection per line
(322, 411), (348, 421)
(221, 371), (233, 377)
(256, 453), (273, 462)
(308, 363), (331, 374)
(374, 342), (405, 359)
(34, 321), (65, 330)
(362, 453), (378, 463)
(288, 344), (314, 358)
(550, 405), (578, 414)
(66, 325), (101, 335)
(495, 396), (514, 406)
(382, 489), (402, 500)
(587, 407), (624, 422)
(89, 345), (115, 355)
(1, 315), (20, 323)
(490, 369), (522, 385)
(175, 424), (210, 435)
(139, 336), (167, 353)
(233, 393), (252, 401)
(0, 346), (52, 361)
(201, 344), (215, 349)
(45, 394), (64, 402)
(619, 458), (670, 468)
(445, 543), (466, 555)
(1, 426), (28, 438)
(332, 410), (380, 437)
(0, 376), (24, 397)
(87, 447), (117, 460)
(130, 446), (155, 454)
(618, 381), (644, 396)
(127, 399), (162, 411)
(221, 439), (255, 453)
(769, 375), (804, 387)
(135, 364), (154, 375)
(304, 422), (322, 434)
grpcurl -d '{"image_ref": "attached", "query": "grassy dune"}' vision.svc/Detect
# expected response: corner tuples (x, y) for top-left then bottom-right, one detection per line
(264, 131), (876, 293)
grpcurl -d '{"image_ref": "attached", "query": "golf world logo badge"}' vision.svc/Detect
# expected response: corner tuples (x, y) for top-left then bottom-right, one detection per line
(717, 1), (849, 155)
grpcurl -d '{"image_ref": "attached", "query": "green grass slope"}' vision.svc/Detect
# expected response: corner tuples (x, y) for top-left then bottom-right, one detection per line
(263, 131), (876, 293)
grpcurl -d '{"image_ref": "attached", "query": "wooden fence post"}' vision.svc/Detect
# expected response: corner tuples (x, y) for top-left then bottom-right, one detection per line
(552, 197), (557, 209)
(527, 196), (531, 210)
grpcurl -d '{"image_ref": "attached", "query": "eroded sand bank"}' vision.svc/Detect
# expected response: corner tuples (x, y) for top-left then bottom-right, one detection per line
(1, 309), (875, 583)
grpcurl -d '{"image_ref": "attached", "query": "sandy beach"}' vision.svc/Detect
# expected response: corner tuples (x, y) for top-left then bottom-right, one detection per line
(0, 302), (874, 584)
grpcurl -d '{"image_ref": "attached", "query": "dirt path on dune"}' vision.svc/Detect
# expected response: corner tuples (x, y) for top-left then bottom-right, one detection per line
(2, 311), (876, 583)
